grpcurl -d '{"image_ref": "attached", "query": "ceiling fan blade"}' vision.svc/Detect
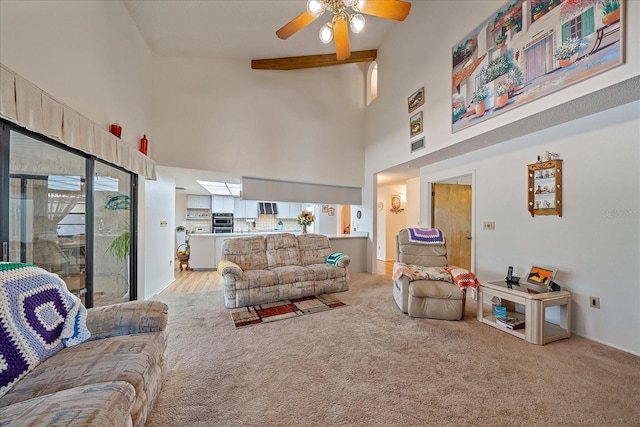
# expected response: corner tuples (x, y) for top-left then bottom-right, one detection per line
(276, 10), (318, 40)
(357, 0), (412, 21)
(334, 18), (351, 60)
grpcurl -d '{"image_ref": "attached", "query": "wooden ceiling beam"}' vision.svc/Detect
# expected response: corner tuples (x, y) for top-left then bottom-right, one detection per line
(251, 49), (377, 70)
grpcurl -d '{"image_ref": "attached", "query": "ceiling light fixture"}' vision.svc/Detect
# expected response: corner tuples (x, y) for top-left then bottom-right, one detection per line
(308, 0), (366, 45)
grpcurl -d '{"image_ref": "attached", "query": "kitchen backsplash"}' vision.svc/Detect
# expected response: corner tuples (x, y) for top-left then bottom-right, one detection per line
(236, 214), (301, 232)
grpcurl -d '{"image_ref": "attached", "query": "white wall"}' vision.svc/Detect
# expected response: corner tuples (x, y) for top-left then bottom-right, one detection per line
(364, 1), (640, 354)
(405, 177), (421, 229)
(423, 101), (639, 354)
(151, 57), (366, 188)
(0, 0), (174, 300)
(140, 173), (177, 299)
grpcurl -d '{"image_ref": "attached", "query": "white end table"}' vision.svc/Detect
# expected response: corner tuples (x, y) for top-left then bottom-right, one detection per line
(477, 280), (571, 345)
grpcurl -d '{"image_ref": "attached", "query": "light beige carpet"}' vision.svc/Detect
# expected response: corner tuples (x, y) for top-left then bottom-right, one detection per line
(147, 273), (640, 426)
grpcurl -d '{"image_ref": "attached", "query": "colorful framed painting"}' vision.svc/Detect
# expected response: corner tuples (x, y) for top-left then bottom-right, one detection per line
(408, 87), (425, 113)
(451, 0), (625, 133)
(410, 111), (423, 138)
(526, 265), (557, 286)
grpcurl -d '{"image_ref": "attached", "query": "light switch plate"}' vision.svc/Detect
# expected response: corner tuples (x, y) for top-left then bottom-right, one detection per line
(483, 221), (495, 230)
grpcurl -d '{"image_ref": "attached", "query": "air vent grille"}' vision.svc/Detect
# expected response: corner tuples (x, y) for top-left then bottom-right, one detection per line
(410, 137), (425, 153)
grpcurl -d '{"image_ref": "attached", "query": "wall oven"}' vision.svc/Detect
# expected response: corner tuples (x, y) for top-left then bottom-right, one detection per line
(212, 212), (234, 233)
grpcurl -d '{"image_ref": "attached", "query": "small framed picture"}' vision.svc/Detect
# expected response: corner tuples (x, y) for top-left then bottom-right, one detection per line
(408, 87), (424, 113)
(526, 265), (557, 287)
(410, 111), (423, 138)
(322, 205), (328, 213)
(328, 207), (335, 216)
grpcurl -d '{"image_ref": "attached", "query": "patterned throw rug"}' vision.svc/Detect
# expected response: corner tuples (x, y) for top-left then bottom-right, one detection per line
(230, 294), (345, 328)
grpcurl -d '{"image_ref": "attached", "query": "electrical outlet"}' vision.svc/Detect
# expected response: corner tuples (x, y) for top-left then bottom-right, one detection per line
(483, 221), (495, 230)
(160, 221), (168, 227)
(589, 296), (600, 309)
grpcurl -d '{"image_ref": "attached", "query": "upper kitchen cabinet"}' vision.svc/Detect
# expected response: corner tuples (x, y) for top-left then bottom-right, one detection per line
(276, 202), (302, 219)
(234, 199), (257, 218)
(187, 195), (211, 209)
(213, 195), (235, 213)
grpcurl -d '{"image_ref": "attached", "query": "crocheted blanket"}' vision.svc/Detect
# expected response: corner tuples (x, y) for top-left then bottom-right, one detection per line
(0, 263), (90, 398)
(392, 262), (478, 290)
(406, 228), (445, 244)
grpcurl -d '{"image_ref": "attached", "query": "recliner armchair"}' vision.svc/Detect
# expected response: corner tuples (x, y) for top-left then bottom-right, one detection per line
(392, 228), (467, 320)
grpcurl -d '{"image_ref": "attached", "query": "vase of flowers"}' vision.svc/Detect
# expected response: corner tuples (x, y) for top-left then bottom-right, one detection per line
(297, 210), (315, 233)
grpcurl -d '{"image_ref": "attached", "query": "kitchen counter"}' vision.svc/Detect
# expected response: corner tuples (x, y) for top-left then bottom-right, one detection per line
(187, 232), (367, 273)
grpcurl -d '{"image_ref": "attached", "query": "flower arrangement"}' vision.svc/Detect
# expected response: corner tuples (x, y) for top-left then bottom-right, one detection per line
(495, 34), (507, 47)
(473, 85), (490, 104)
(480, 54), (514, 84)
(554, 37), (587, 60)
(297, 210), (315, 232)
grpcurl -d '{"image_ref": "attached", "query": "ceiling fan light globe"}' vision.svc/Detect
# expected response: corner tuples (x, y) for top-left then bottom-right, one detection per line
(343, 0), (358, 7)
(319, 24), (333, 43)
(307, 0), (326, 17)
(350, 13), (365, 33)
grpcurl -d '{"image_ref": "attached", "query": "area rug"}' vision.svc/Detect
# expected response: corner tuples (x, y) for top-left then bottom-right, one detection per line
(230, 294), (345, 328)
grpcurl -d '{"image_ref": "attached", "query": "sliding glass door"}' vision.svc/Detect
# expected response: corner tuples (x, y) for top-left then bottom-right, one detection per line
(1, 122), (136, 308)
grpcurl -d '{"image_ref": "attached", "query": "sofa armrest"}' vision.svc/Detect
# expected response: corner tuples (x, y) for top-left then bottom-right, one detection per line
(85, 300), (168, 341)
(218, 259), (243, 279)
(326, 252), (351, 269)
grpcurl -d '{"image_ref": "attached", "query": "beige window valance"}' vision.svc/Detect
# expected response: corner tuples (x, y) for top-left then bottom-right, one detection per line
(0, 63), (156, 180)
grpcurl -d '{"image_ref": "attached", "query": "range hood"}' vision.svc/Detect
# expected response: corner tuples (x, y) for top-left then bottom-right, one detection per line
(258, 202), (278, 215)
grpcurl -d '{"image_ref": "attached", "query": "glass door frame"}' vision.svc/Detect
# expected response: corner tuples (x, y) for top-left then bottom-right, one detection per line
(0, 119), (137, 307)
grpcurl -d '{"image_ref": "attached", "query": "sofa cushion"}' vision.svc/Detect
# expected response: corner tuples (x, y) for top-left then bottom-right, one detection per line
(221, 235), (268, 270)
(0, 263), (90, 398)
(306, 264), (348, 281)
(0, 330), (167, 427)
(265, 233), (301, 268)
(297, 234), (333, 266)
(0, 381), (136, 427)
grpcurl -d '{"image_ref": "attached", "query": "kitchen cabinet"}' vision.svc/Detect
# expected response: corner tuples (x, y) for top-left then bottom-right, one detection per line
(187, 195), (211, 209)
(212, 196), (234, 213)
(276, 202), (302, 219)
(234, 199), (257, 218)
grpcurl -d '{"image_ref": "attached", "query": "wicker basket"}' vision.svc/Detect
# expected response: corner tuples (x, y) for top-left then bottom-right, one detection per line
(176, 244), (190, 262)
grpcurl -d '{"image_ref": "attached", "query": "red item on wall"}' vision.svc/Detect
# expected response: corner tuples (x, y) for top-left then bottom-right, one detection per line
(140, 134), (148, 155)
(110, 121), (122, 138)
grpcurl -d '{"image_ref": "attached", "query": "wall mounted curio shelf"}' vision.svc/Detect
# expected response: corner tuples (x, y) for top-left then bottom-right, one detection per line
(528, 159), (562, 217)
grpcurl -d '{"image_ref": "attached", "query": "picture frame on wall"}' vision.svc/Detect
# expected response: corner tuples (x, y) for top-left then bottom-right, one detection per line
(322, 205), (328, 213)
(451, 0), (625, 133)
(408, 87), (425, 113)
(410, 111), (423, 138)
(328, 207), (335, 216)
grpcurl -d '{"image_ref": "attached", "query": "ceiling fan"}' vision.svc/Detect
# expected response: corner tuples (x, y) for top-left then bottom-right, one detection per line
(276, 0), (411, 62)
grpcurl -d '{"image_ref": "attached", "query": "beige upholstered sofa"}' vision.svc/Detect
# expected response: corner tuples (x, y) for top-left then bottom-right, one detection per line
(218, 233), (350, 308)
(393, 228), (473, 320)
(0, 263), (168, 427)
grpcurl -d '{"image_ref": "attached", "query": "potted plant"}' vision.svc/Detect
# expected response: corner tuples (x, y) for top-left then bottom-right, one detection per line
(495, 34), (507, 48)
(473, 85), (490, 117)
(554, 37), (587, 67)
(506, 67), (525, 93)
(601, 0), (620, 25)
(495, 82), (510, 108)
(532, 0), (547, 19)
(107, 230), (130, 263)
